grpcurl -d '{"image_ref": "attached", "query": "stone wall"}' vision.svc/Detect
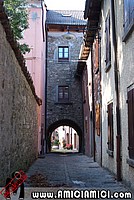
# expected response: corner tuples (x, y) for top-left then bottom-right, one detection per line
(47, 32), (84, 148)
(0, 20), (38, 185)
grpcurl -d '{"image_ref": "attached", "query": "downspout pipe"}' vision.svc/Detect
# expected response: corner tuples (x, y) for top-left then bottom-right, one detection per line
(40, 0), (47, 155)
(81, 74), (85, 154)
(98, 32), (102, 167)
(41, 0), (45, 42)
(45, 23), (48, 154)
(111, 0), (122, 181)
(91, 46), (96, 162)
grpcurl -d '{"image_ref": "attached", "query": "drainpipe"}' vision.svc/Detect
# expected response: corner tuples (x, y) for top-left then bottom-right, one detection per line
(41, 0), (45, 42)
(44, 23), (48, 154)
(40, 0), (47, 155)
(98, 32), (102, 167)
(111, 0), (122, 181)
(91, 46), (96, 162)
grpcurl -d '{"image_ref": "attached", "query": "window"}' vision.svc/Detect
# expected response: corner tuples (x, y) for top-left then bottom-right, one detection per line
(105, 13), (111, 70)
(124, 0), (134, 31)
(128, 88), (134, 159)
(58, 86), (69, 103)
(58, 46), (69, 61)
(123, 0), (134, 41)
(107, 103), (114, 153)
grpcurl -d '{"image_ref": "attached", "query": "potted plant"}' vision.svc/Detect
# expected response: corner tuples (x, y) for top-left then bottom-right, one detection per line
(52, 139), (60, 149)
(66, 144), (73, 150)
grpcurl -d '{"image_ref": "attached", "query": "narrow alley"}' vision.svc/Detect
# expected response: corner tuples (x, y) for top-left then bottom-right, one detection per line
(0, 0), (134, 199)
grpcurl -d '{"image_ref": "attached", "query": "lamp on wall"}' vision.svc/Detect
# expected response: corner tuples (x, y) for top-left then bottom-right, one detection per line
(63, 26), (76, 40)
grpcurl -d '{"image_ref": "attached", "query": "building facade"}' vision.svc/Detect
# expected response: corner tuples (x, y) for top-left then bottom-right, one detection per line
(46, 10), (86, 153)
(21, 0), (47, 155)
(80, 0), (134, 190)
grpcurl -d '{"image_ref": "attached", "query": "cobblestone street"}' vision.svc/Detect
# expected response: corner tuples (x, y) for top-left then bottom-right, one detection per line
(26, 153), (124, 189)
(0, 153), (134, 199)
(24, 153), (133, 199)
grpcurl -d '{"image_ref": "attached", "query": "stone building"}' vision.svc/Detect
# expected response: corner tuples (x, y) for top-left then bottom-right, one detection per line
(46, 10), (87, 153)
(79, 0), (134, 191)
(0, 1), (41, 185)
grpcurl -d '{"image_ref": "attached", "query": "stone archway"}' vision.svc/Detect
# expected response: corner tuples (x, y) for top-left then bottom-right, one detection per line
(46, 119), (83, 153)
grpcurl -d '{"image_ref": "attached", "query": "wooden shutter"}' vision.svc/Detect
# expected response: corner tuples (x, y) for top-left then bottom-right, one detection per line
(105, 13), (111, 68)
(107, 103), (114, 151)
(95, 103), (100, 136)
(67, 133), (69, 144)
(128, 89), (134, 159)
(74, 134), (77, 149)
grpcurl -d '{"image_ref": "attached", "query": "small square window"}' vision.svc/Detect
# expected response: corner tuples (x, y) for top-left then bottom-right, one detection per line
(58, 46), (69, 61)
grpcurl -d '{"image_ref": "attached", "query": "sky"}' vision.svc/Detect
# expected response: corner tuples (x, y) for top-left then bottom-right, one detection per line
(45, 0), (86, 11)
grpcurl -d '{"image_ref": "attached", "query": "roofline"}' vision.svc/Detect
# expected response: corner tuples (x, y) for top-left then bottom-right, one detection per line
(46, 9), (84, 12)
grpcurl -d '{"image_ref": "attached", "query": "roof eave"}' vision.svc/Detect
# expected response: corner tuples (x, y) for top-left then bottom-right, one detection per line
(79, 0), (101, 60)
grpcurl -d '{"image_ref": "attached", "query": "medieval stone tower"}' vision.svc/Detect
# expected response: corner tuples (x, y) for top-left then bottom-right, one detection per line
(46, 10), (86, 152)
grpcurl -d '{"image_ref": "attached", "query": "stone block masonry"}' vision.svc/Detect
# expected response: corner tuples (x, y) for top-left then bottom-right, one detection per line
(46, 32), (84, 151)
(47, 33), (84, 129)
(0, 5), (39, 185)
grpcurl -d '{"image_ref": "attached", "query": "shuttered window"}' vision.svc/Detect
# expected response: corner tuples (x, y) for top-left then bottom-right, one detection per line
(95, 104), (100, 136)
(128, 88), (134, 159)
(105, 13), (111, 70)
(124, 0), (134, 31)
(107, 103), (114, 152)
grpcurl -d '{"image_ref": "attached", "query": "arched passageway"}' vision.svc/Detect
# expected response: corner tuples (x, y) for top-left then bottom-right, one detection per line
(46, 119), (83, 153)
(51, 126), (79, 153)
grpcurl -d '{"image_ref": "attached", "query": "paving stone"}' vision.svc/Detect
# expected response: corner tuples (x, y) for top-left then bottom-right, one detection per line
(23, 153), (134, 199)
